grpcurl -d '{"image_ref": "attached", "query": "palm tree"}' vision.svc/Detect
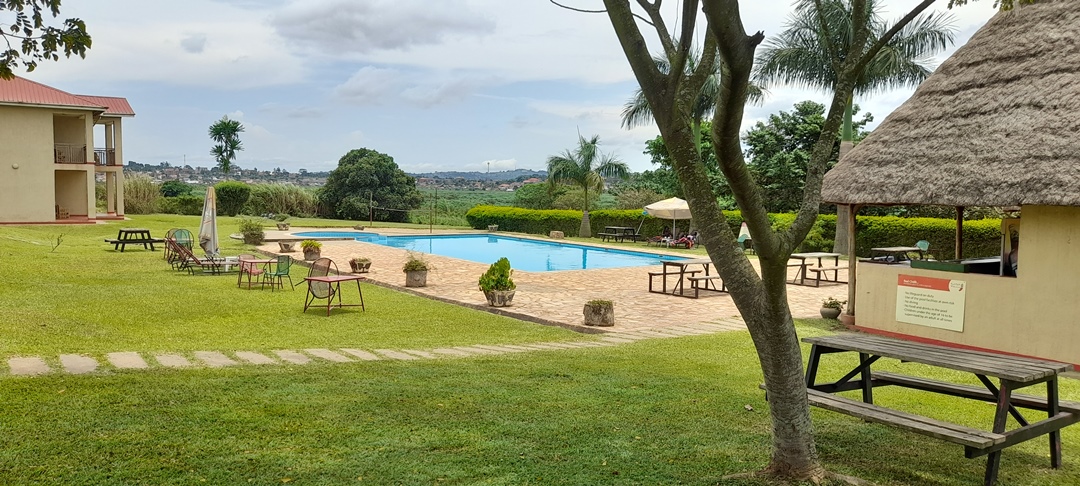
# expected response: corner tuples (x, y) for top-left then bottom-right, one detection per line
(753, 0), (956, 252)
(547, 135), (629, 238)
(208, 116), (245, 178)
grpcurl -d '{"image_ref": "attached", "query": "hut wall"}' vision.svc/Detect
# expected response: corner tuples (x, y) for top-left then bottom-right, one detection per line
(853, 205), (1080, 365)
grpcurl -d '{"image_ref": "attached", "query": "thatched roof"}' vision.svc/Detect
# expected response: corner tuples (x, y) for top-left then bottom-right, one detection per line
(822, 0), (1080, 207)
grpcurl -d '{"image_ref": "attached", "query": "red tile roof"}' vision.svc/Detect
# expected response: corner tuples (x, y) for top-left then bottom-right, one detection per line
(0, 76), (134, 116)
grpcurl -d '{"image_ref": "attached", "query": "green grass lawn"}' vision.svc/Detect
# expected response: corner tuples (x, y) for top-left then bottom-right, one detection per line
(0, 215), (573, 356)
(1, 216), (1077, 485)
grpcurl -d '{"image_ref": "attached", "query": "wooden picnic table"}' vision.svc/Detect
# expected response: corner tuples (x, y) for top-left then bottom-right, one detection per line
(648, 258), (726, 298)
(600, 226), (641, 243)
(788, 252), (844, 286)
(870, 246), (923, 263)
(303, 274), (366, 316)
(105, 228), (164, 252)
(800, 333), (1079, 485)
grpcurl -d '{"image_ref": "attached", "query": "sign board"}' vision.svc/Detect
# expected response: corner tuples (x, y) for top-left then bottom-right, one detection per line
(895, 274), (966, 331)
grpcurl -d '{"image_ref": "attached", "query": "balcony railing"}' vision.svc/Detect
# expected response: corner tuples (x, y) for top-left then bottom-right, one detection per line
(94, 148), (116, 166)
(54, 143), (87, 164)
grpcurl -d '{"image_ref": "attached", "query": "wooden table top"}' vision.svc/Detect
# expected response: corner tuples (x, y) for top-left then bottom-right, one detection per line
(804, 333), (1072, 383)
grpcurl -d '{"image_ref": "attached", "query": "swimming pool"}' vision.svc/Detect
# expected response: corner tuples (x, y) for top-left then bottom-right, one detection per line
(292, 232), (679, 272)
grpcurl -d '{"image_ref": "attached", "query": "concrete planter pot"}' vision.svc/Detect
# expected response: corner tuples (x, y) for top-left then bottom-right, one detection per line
(278, 241), (296, 252)
(483, 289), (515, 307)
(820, 307), (842, 320)
(303, 249), (321, 262)
(583, 301), (615, 327)
(350, 261), (371, 273)
(405, 270), (428, 287)
(276, 222), (290, 231)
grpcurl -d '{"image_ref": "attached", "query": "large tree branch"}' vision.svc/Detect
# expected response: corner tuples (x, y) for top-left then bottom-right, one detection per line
(603, 0), (669, 124)
(812, 0), (843, 75)
(665, 0), (700, 88)
(634, 0), (675, 55)
(702, 0), (774, 255)
(548, 0), (655, 26)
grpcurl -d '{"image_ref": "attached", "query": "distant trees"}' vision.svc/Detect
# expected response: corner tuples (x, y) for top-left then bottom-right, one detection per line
(546, 135), (628, 237)
(159, 180), (193, 197)
(0, 0), (92, 79)
(209, 116), (244, 178)
(319, 148), (423, 223)
(513, 183), (564, 210)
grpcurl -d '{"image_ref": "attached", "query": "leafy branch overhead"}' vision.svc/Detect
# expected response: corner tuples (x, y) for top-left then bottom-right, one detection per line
(0, 0), (92, 79)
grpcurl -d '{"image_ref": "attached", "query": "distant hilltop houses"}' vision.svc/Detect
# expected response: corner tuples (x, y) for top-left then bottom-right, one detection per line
(121, 162), (545, 190)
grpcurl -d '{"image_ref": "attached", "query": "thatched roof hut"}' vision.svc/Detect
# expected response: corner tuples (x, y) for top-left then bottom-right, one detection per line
(822, 0), (1080, 207)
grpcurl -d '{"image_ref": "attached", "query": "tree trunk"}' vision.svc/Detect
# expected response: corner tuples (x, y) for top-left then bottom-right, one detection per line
(832, 98), (855, 254)
(580, 210), (591, 238)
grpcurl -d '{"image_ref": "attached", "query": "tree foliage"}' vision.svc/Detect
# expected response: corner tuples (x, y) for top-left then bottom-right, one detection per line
(214, 181), (250, 217)
(743, 100), (871, 213)
(208, 116), (244, 177)
(0, 0), (91, 79)
(318, 148), (423, 223)
(513, 182), (564, 210)
(159, 180), (193, 198)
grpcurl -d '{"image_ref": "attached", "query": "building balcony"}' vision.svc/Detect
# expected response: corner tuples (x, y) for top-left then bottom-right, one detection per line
(54, 143), (87, 164)
(94, 148), (116, 166)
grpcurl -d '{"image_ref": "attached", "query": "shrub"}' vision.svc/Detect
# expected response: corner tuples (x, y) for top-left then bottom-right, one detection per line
(243, 183), (317, 217)
(238, 218), (265, 245)
(300, 240), (322, 252)
(160, 180), (193, 197)
(403, 252), (429, 272)
(822, 297), (846, 310)
(215, 181), (251, 216)
(274, 213), (291, 222)
(160, 195), (203, 215)
(478, 257), (515, 292)
(468, 205), (1002, 259)
(123, 174), (162, 214)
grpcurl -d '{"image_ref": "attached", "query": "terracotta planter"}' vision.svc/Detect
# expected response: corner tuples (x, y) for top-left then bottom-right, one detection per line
(276, 222), (290, 231)
(483, 289), (515, 307)
(350, 261), (371, 273)
(405, 270), (428, 287)
(583, 302), (615, 326)
(303, 249), (320, 262)
(820, 307), (842, 320)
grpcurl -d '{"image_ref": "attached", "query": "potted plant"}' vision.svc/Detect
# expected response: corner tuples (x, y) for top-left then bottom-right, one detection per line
(300, 239), (322, 261)
(402, 252), (429, 287)
(478, 257), (516, 307)
(238, 218), (265, 245)
(821, 297), (846, 320)
(583, 299), (615, 326)
(275, 213), (291, 231)
(349, 256), (371, 273)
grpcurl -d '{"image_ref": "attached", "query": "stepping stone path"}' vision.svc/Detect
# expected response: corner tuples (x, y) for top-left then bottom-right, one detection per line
(1, 320), (745, 378)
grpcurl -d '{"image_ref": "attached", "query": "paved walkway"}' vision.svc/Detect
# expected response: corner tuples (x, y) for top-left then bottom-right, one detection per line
(264, 228), (849, 333)
(5, 321), (742, 377)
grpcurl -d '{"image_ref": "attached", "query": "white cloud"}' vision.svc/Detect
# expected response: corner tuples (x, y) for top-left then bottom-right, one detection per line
(179, 33), (207, 53)
(334, 67), (404, 105)
(272, 0), (495, 55)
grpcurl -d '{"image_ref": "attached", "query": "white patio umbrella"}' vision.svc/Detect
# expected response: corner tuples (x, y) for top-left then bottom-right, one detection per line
(644, 197), (693, 236)
(198, 186), (219, 257)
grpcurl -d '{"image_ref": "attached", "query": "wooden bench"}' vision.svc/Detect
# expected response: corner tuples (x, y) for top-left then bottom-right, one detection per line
(807, 388), (1006, 449)
(872, 372), (1080, 415)
(648, 270), (699, 295)
(687, 275), (727, 295)
(598, 232), (617, 242)
(806, 264), (848, 286)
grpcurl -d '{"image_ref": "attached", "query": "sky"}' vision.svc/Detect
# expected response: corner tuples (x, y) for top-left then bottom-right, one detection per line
(21, 0), (1000, 174)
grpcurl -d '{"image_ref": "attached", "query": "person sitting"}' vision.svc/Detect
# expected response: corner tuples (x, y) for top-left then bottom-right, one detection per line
(647, 227), (673, 246)
(673, 231), (698, 249)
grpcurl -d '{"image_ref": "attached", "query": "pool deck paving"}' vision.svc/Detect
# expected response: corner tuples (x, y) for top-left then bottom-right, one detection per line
(261, 227), (849, 334)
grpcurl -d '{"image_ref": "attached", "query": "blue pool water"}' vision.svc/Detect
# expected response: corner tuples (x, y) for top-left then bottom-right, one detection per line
(292, 232), (679, 272)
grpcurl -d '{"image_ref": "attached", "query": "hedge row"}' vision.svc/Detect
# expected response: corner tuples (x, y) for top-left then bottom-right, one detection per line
(466, 206), (1003, 259)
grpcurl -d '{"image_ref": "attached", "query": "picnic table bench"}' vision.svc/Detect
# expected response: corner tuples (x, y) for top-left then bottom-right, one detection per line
(648, 258), (726, 298)
(792, 332), (1079, 485)
(104, 228), (164, 252)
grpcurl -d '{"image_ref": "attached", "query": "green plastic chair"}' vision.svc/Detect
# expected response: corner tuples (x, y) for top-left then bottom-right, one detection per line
(914, 240), (932, 260)
(263, 255), (295, 291)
